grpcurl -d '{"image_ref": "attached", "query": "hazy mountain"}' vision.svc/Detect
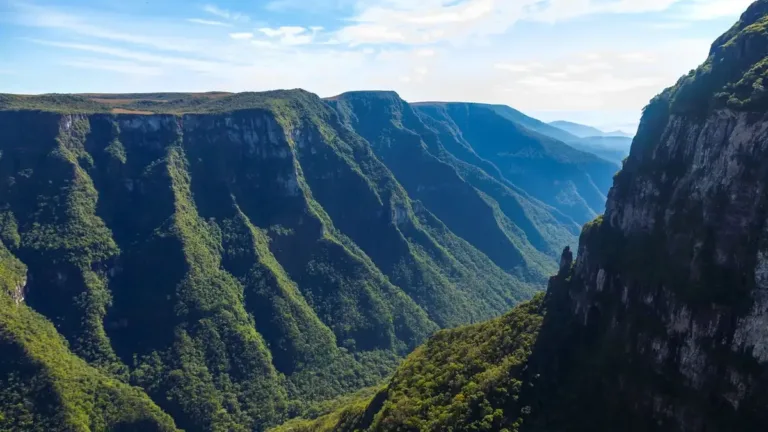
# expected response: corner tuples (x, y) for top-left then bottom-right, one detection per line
(479, 104), (582, 144)
(567, 135), (632, 165)
(549, 120), (607, 138)
(550, 120), (634, 139)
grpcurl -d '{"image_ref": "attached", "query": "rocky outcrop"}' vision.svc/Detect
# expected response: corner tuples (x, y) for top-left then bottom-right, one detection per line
(10, 275), (26, 305)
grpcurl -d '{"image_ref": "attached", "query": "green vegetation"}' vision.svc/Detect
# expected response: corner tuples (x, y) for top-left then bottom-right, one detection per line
(0, 94), (108, 113)
(0, 85), (587, 431)
(643, 0), (768, 115)
(270, 294), (546, 432)
(0, 90), (340, 115)
(0, 240), (178, 432)
(409, 102), (616, 224)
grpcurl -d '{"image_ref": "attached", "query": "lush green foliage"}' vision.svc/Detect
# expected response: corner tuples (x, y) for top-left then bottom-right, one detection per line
(644, 0), (768, 115)
(270, 295), (546, 432)
(0, 94), (108, 113)
(0, 86), (589, 431)
(0, 240), (178, 432)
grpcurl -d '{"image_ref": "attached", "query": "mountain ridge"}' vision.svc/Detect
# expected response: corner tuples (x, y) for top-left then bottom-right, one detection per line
(549, 120), (634, 138)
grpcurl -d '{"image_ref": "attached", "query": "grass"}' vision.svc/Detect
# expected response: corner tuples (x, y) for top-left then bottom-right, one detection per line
(0, 90), (325, 115)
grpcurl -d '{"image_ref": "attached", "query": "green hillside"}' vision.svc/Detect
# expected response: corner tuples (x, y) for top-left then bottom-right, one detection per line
(270, 294), (546, 432)
(411, 102), (617, 223)
(0, 240), (179, 432)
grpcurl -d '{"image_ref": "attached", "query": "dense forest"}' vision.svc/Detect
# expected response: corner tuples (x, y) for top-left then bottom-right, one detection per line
(0, 82), (614, 430)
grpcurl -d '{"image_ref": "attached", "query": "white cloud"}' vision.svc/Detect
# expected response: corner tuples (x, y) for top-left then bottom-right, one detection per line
(495, 62), (543, 73)
(186, 18), (231, 27)
(684, 0), (754, 20)
(15, 3), (211, 55)
(492, 38), (711, 113)
(230, 32), (254, 40)
(27, 39), (226, 74)
(563, 62), (613, 74)
(651, 21), (691, 29)
(259, 26), (316, 45)
(529, 0), (682, 23)
(338, 24), (406, 45)
(415, 49), (436, 57)
(619, 52), (657, 63)
(516, 74), (663, 94)
(335, 0), (747, 47)
(203, 4), (249, 22)
(251, 40), (278, 49)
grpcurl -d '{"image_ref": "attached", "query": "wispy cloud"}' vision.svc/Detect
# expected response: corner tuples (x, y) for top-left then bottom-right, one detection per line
(14, 3), (207, 55)
(258, 26), (318, 45)
(619, 52), (657, 63)
(515, 75), (663, 95)
(187, 18), (232, 27)
(495, 62), (543, 73)
(651, 21), (691, 30)
(415, 49), (436, 57)
(684, 0), (754, 20)
(61, 58), (164, 76)
(230, 32), (254, 40)
(26, 39), (227, 74)
(335, 0), (746, 46)
(264, 0), (354, 13)
(203, 4), (250, 22)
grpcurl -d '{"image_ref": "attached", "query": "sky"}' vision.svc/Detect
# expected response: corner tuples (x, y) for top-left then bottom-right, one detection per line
(0, 0), (754, 133)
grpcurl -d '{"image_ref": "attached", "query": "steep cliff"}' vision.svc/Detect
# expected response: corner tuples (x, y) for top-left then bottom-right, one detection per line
(0, 89), (601, 430)
(527, 2), (768, 429)
(271, 2), (768, 431)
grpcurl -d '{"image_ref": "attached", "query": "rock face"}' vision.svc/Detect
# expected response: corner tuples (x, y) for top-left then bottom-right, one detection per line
(529, 3), (768, 430)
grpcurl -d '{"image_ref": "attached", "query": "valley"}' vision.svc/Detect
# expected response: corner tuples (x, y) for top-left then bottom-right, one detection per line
(0, 89), (613, 431)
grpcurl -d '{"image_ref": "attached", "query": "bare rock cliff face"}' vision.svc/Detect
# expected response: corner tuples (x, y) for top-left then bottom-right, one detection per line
(546, 109), (768, 431)
(526, 3), (768, 430)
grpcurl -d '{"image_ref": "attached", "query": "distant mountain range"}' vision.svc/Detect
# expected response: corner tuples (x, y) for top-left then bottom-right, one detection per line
(549, 120), (634, 139)
(447, 104), (633, 165)
(543, 120), (634, 165)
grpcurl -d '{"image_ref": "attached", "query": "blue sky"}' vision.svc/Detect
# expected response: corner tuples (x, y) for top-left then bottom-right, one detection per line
(0, 0), (753, 133)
